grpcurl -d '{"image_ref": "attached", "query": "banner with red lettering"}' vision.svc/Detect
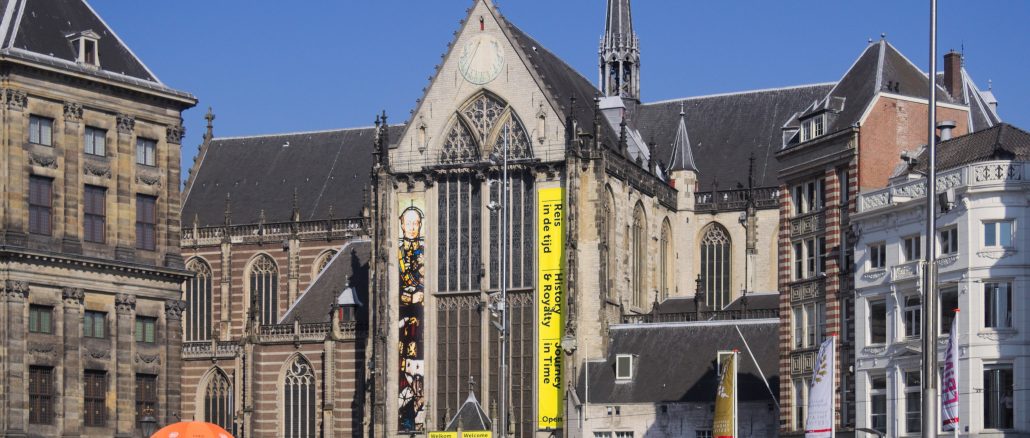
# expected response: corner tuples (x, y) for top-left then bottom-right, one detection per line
(942, 312), (960, 431)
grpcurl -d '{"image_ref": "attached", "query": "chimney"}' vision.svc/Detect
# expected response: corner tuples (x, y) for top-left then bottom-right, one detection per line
(943, 50), (963, 100)
(938, 120), (957, 141)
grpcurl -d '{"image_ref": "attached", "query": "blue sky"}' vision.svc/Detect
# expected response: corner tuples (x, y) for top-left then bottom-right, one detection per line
(88, 1), (1029, 179)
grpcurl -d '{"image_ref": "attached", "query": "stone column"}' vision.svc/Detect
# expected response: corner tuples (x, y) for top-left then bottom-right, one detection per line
(2, 89), (29, 245)
(113, 114), (135, 263)
(61, 102), (84, 254)
(163, 125), (186, 270)
(323, 337), (335, 438)
(3, 280), (30, 435)
(61, 287), (85, 436)
(164, 300), (186, 425)
(114, 293), (136, 437)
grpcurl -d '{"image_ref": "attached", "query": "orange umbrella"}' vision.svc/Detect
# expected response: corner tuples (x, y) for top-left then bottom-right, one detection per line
(151, 421), (234, 438)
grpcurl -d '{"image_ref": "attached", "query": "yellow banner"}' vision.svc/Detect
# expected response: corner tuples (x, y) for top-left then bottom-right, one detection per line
(713, 352), (736, 438)
(537, 187), (565, 430)
(428, 433), (457, 438)
(462, 432), (492, 438)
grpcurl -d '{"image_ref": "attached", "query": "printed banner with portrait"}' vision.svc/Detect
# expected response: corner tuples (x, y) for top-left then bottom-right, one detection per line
(398, 199), (427, 431)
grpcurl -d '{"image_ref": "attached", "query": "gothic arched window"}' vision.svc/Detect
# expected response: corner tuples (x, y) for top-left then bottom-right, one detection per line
(185, 258), (212, 341)
(249, 255), (278, 325)
(700, 223), (731, 309)
(660, 219), (673, 300)
(440, 92), (533, 164)
(203, 369), (234, 435)
(282, 355), (316, 438)
(313, 249), (337, 278)
(631, 203), (647, 308)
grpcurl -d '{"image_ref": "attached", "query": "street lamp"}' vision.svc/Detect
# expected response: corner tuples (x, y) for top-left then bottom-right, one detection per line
(139, 408), (157, 437)
(487, 124), (512, 437)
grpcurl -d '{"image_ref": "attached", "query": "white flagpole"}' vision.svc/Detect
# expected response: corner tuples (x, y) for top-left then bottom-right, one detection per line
(734, 350), (739, 438)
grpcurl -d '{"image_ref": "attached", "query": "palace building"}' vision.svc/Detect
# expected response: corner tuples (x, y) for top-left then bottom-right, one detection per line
(0, 0), (196, 436)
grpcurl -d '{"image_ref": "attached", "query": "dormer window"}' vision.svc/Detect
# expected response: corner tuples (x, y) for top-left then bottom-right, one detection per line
(800, 114), (825, 142)
(69, 30), (101, 68)
(615, 354), (634, 380)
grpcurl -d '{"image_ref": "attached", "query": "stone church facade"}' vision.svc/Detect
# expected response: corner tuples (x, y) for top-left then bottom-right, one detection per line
(0, 0), (196, 436)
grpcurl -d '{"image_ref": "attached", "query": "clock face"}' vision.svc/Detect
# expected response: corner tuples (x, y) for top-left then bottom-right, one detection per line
(458, 34), (505, 85)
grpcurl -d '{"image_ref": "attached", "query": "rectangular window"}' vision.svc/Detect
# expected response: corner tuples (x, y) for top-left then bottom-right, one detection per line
(135, 373), (158, 423)
(904, 295), (921, 339)
(817, 236), (828, 275)
(807, 302), (824, 347)
(801, 122), (811, 142)
(28, 366), (54, 424)
(83, 311), (106, 338)
(904, 371), (921, 433)
(869, 299), (887, 344)
(793, 305), (804, 349)
(806, 181), (817, 212)
(868, 243), (886, 270)
(615, 354), (633, 380)
(83, 370), (107, 427)
(902, 235), (922, 262)
(135, 137), (156, 166)
(984, 365), (1014, 429)
(29, 176), (53, 235)
(83, 185), (106, 243)
(614, 433), (633, 438)
(805, 239), (816, 277)
(135, 316), (156, 343)
(983, 221), (1013, 247)
(813, 115), (825, 137)
(870, 374), (887, 434)
(794, 242), (804, 280)
(695, 431), (713, 438)
(29, 115), (53, 146)
(793, 185), (804, 215)
(794, 377), (810, 430)
(84, 126), (106, 156)
(135, 195), (157, 251)
(939, 227), (958, 255)
(984, 282), (1012, 329)
(940, 287), (959, 334)
(28, 305), (53, 334)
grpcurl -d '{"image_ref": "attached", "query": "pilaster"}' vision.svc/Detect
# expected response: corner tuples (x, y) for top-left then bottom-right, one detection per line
(164, 300), (186, 425)
(2, 89), (29, 245)
(114, 114), (135, 262)
(114, 293), (136, 437)
(61, 287), (85, 436)
(163, 124), (185, 269)
(61, 102), (84, 254)
(220, 241), (232, 340)
(3, 280), (30, 436)
(323, 338), (336, 438)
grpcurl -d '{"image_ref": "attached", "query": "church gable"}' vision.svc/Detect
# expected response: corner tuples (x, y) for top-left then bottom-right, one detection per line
(390, 0), (569, 173)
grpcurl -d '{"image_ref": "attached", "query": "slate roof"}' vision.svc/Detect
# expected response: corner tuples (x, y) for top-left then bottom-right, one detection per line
(182, 126), (403, 227)
(635, 83), (834, 190)
(666, 104), (698, 172)
(501, 20), (619, 149)
(654, 292), (778, 315)
(580, 320), (779, 404)
(934, 69), (1003, 132)
(0, 0), (191, 99)
(603, 0), (635, 51)
(444, 390), (492, 432)
(913, 123), (1030, 174)
(280, 240), (370, 324)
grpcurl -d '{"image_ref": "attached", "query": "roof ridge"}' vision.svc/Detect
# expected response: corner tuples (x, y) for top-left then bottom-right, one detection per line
(883, 39), (955, 102)
(612, 318), (779, 329)
(643, 82), (836, 106)
(211, 125), (388, 141)
(821, 41), (880, 106)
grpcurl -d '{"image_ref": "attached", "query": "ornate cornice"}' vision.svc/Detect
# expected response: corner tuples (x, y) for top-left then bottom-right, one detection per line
(62, 287), (84, 307)
(116, 113), (135, 135)
(63, 101), (83, 122)
(2, 280), (29, 302)
(115, 293), (136, 314)
(165, 299), (187, 320)
(166, 124), (185, 145)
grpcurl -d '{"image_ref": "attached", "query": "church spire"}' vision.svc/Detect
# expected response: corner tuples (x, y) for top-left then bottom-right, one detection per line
(600, 0), (640, 100)
(667, 102), (697, 172)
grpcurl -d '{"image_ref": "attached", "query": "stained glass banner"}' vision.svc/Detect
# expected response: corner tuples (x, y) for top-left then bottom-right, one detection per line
(398, 198), (427, 431)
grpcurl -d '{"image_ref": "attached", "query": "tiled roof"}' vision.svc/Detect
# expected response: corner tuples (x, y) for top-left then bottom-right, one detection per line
(914, 123), (1030, 173)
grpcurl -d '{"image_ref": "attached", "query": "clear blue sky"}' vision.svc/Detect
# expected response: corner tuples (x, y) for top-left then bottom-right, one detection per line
(88, 0), (1029, 180)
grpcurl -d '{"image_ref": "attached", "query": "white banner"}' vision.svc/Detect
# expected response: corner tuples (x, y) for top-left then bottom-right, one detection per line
(942, 314), (960, 431)
(806, 336), (835, 438)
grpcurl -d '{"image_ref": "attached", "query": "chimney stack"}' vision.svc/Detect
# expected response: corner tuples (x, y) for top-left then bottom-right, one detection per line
(938, 120), (957, 141)
(943, 50), (963, 100)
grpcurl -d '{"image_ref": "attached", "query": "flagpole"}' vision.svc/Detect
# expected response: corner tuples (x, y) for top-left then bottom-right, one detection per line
(734, 351), (739, 438)
(921, 0), (941, 436)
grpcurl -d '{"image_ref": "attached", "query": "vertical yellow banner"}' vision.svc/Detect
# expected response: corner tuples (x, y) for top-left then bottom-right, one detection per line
(537, 187), (564, 430)
(713, 352), (737, 438)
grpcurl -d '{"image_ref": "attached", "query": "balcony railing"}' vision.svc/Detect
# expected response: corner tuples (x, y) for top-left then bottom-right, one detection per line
(182, 217), (369, 247)
(892, 260), (921, 282)
(181, 340), (240, 360)
(790, 208), (826, 237)
(620, 308), (779, 324)
(694, 187), (779, 212)
(789, 277), (825, 302)
(858, 160), (1025, 214)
